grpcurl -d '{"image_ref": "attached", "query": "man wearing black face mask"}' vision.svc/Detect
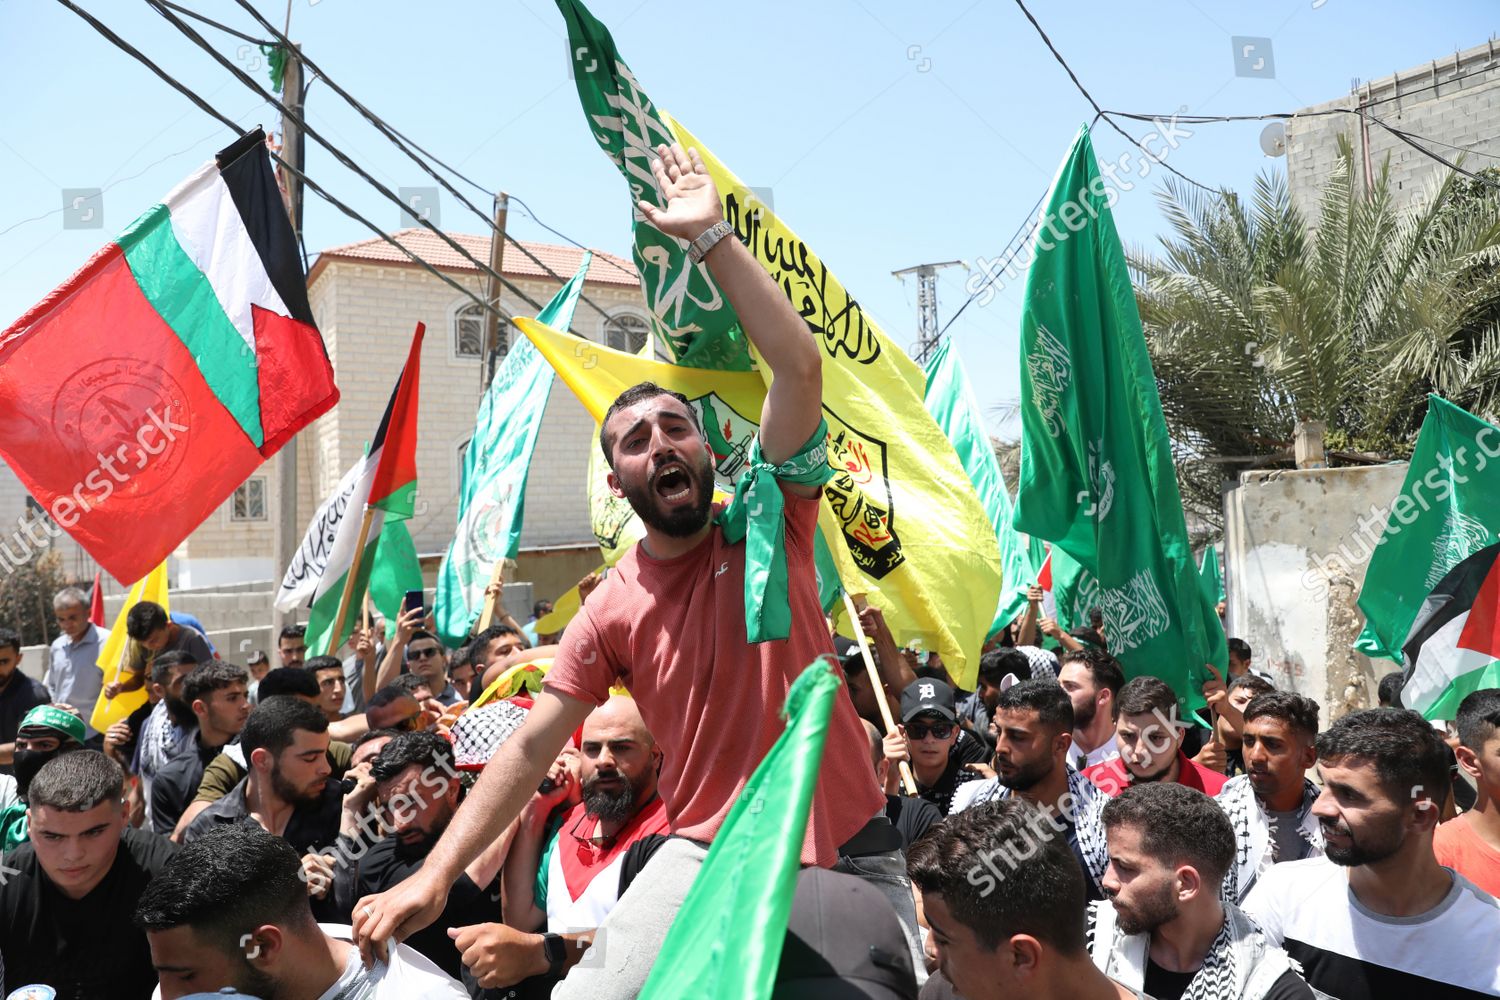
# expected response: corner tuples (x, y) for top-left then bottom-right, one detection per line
(0, 705), (86, 850)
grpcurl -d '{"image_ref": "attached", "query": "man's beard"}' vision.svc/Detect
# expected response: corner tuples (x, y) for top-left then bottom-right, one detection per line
(1073, 697), (1096, 730)
(394, 809), (451, 861)
(230, 959), (280, 1000)
(582, 772), (641, 825)
(619, 451), (714, 538)
(1321, 816), (1405, 867)
(165, 696), (197, 730)
(1108, 879), (1178, 936)
(996, 754), (1053, 794)
(270, 765), (323, 805)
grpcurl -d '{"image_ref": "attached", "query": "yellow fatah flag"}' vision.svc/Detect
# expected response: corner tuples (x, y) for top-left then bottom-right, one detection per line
(520, 302), (1000, 686)
(658, 117), (1002, 685)
(90, 561), (169, 733)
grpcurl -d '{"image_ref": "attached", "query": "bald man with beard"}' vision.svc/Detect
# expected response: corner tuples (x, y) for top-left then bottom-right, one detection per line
(450, 696), (670, 993)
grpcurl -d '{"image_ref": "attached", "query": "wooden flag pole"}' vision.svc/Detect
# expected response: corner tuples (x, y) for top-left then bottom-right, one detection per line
(361, 592), (370, 633)
(475, 560), (506, 632)
(328, 505), (376, 656)
(841, 591), (918, 796)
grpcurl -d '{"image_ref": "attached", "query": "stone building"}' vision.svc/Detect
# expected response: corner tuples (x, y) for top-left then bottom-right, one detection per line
(1285, 38), (1500, 219)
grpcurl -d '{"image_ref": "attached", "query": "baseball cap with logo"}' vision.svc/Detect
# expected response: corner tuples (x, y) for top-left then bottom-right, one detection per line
(899, 678), (956, 724)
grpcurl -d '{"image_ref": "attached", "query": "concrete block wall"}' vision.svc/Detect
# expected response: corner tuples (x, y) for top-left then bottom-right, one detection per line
(1222, 463), (1409, 726)
(1286, 40), (1500, 223)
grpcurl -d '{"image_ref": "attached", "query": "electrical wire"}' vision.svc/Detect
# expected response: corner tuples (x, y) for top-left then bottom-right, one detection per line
(225, 0), (624, 326)
(1010, 0), (1217, 194)
(51, 0), (508, 323)
(141, 0), (550, 316)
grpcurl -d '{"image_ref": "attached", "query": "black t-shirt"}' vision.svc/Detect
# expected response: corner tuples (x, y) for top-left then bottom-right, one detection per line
(0, 674), (51, 776)
(148, 733), (223, 836)
(0, 826), (176, 1000)
(356, 835), (499, 982)
(915, 730), (987, 815)
(884, 793), (943, 849)
(1143, 959), (1314, 1000)
(183, 777), (343, 855)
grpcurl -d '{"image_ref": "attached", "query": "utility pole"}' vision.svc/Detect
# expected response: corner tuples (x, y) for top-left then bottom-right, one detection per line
(483, 192), (510, 389)
(892, 260), (964, 365)
(272, 43), (304, 635)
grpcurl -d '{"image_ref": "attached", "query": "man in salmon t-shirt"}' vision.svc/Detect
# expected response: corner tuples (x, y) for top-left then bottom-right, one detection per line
(354, 142), (912, 996)
(1435, 689), (1500, 896)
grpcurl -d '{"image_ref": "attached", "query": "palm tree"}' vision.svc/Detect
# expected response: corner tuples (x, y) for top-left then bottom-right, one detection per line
(1132, 139), (1500, 525)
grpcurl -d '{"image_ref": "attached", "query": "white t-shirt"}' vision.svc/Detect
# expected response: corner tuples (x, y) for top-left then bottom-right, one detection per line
(1242, 855), (1500, 999)
(149, 924), (467, 1000)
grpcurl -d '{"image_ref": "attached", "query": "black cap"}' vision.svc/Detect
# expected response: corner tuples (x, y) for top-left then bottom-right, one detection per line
(900, 678), (957, 723)
(774, 868), (917, 1000)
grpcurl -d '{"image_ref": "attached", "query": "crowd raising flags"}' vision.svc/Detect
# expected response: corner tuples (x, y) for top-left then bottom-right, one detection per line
(561, 0), (1001, 686)
(9, 4), (1500, 999)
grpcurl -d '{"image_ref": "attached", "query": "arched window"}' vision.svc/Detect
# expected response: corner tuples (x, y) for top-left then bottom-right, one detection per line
(452, 302), (513, 363)
(453, 301), (485, 359)
(604, 312), (650, 354)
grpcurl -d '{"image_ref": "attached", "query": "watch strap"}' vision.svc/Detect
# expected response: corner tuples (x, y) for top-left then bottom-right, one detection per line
(542, 932), (567, 976)
(687, 220), (733, 264)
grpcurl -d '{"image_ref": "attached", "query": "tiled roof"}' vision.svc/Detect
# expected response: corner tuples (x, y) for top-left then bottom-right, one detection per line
(310, 229), (638, 287)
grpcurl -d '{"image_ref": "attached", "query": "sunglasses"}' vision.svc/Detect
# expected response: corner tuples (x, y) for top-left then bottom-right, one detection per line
(906, 722), (954, 741)
(407, 646), (442, 660)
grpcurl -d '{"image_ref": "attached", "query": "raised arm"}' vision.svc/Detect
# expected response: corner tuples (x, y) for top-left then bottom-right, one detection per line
(351, 686), (592, 963)
(638, 143), (822, 470)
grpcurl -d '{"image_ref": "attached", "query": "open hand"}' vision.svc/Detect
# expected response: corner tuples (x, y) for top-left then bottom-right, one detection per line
(638, 143), (723, 243)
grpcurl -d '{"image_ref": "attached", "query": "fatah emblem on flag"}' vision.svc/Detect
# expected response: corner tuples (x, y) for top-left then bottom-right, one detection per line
(0, 128), (337, 583)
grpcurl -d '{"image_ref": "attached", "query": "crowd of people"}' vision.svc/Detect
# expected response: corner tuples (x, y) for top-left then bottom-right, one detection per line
(1, 142), (1498, 1000)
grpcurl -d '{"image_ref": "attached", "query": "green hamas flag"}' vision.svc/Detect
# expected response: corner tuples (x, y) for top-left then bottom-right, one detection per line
(923, 338), (1043, 637)
(434, 255), (592, 647)
(1354, 394), (1500, 661)
(558, 0), (751, 370)
(1199, 545), (1225, 608)
(1013, 125), (1224, 712)
(638, 660), (840, 1000)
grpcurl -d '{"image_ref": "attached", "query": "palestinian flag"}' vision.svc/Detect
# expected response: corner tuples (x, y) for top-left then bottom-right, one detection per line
(0, 128), (337, 583)
(1400, 541), (1500, 719)
(306, 324), (423, 657)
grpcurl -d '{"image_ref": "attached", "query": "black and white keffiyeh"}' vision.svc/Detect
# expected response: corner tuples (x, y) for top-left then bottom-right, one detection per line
(1216, 775), (1323, 903)
(1087, 901), (1241, 1000)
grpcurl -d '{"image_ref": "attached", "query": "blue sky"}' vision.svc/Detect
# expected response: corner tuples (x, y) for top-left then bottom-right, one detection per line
(2, 0), (1493, 437)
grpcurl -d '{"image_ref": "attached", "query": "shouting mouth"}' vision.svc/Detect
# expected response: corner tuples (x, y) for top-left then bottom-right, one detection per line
(652, 463), (693, 504)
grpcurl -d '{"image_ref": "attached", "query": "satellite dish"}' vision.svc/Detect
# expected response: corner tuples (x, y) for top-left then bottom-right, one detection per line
(1259, 121), (1287, 158)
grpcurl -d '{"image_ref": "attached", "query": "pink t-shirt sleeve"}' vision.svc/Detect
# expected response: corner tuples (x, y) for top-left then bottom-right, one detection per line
(543, 605), (615, 707)
(780, 480), (822, 558)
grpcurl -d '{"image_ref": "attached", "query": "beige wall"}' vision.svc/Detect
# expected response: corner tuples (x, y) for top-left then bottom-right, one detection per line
(176, 257), (648, 580)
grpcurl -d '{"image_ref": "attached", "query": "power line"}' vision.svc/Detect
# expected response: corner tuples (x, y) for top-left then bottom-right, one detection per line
(52, 0), (505, 323)
(1010, 0), (1216, 194)
(153, 0), (272, 48)
(223, 0), (624, 327)
(141, 0), (549, 316)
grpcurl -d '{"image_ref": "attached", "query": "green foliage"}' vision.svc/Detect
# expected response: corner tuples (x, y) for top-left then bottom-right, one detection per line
(0, 550), (72, 647)
(1134, 140), (1500, 524)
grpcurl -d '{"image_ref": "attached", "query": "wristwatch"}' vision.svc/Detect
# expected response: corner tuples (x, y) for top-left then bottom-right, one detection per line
(541, 932), (567, 977)
(687, 219), (733, 264)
